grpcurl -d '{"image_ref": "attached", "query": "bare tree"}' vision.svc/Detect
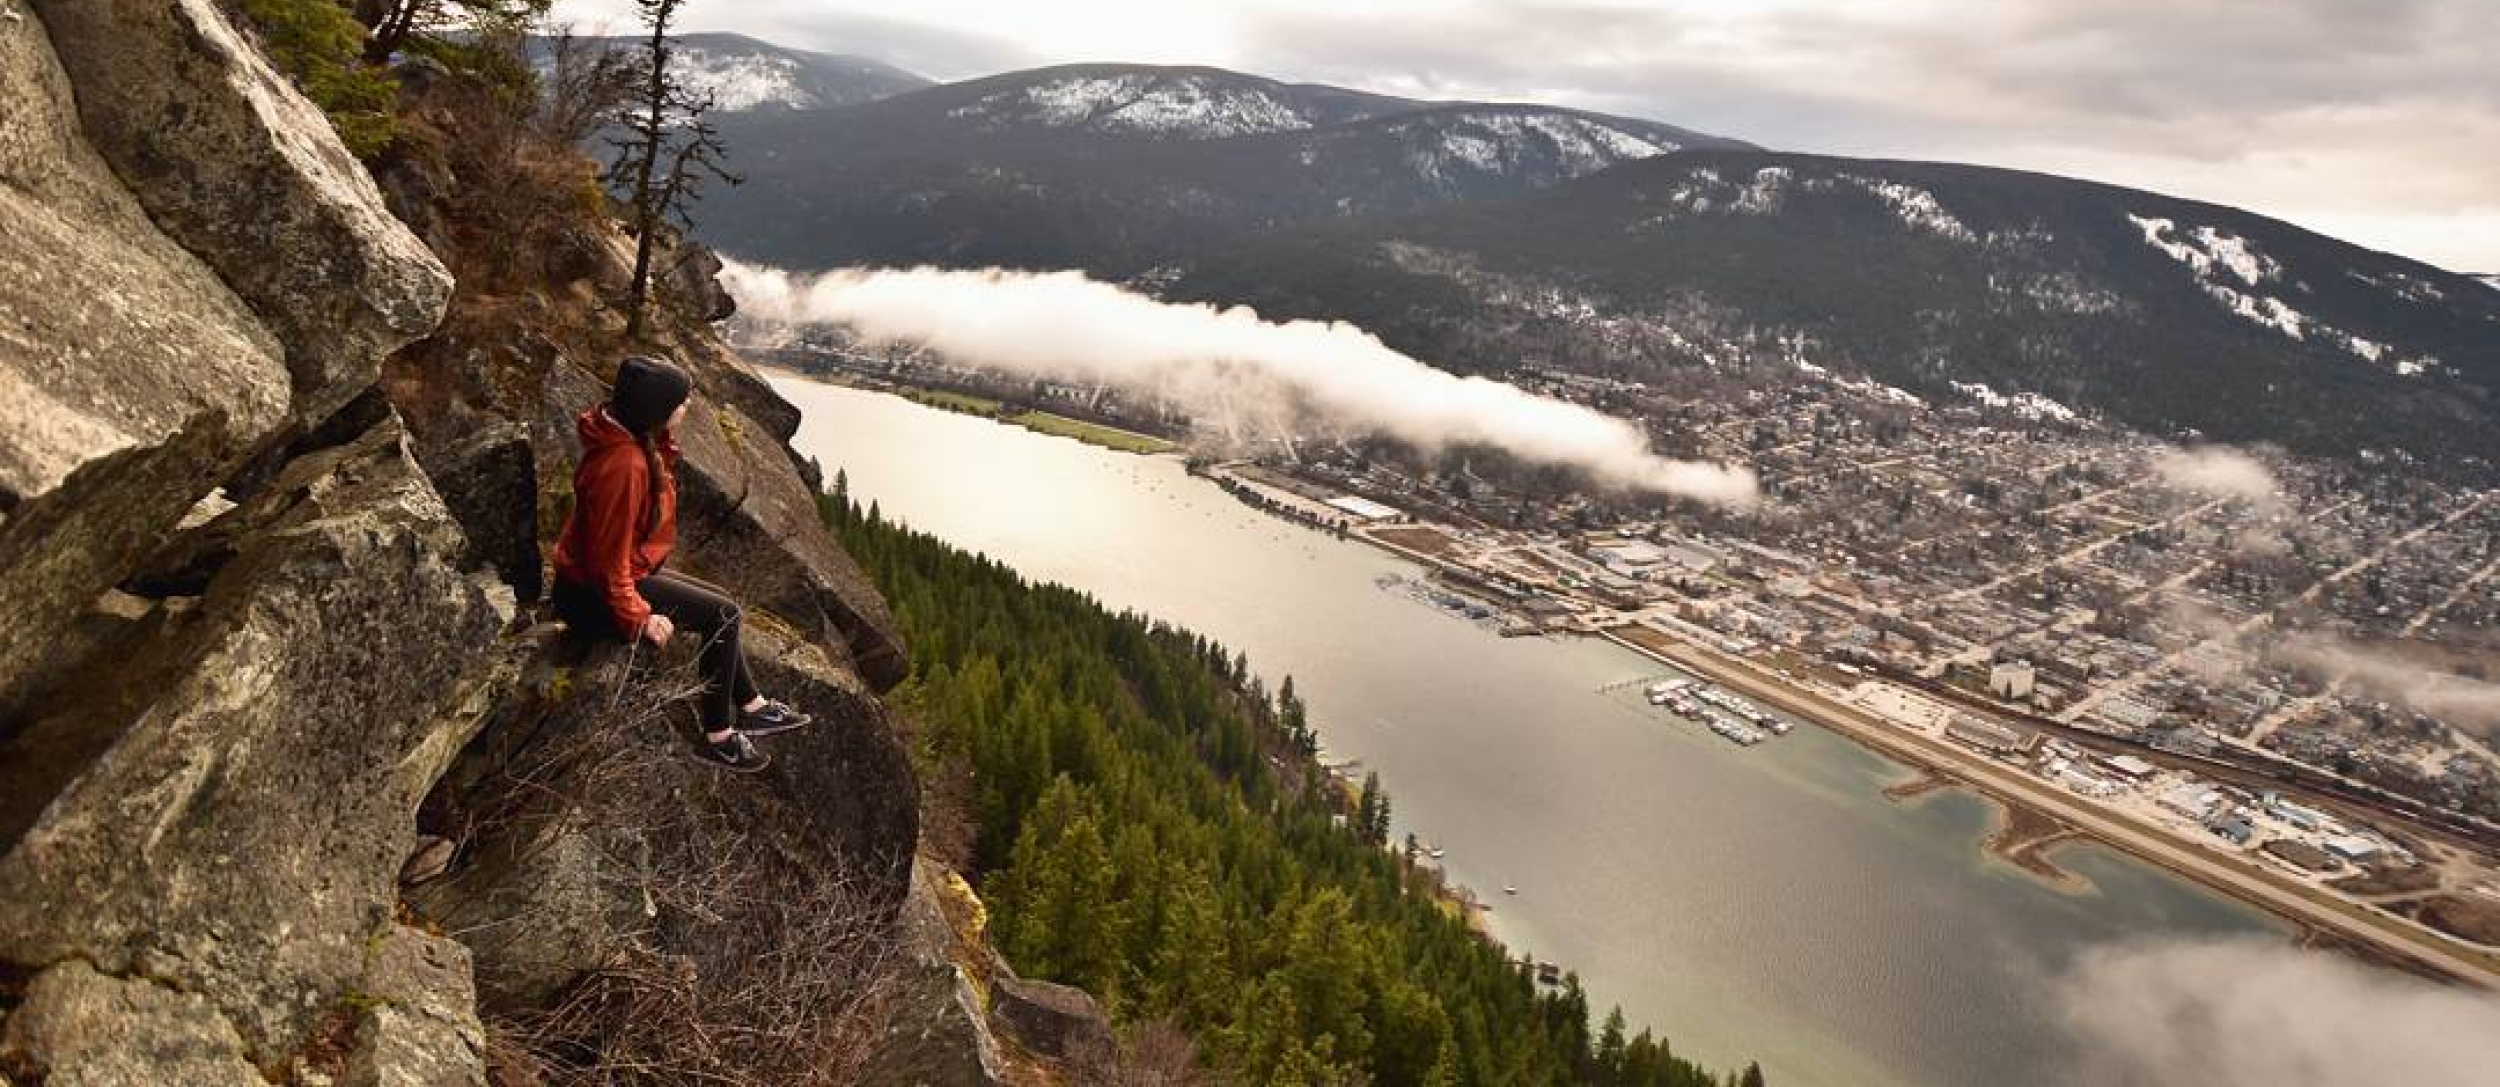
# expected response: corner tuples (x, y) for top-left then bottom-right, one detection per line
(354, 0), (552, 62)
(536, 25), (638, 145)
(606, 0), (738, 340)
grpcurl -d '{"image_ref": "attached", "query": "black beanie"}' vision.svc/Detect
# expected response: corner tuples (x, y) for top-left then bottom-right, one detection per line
(610, 354), (692, 435)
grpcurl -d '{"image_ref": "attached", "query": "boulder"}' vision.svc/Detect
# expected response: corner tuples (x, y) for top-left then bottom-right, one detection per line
(0, 0), (288, 714)
(739, 618), (921, 898)
(341, 926), (489, 1087)
(672, 391), (911, 691)
(0, 418), (516, 1062)
(1, 961), (264, 1086)
(859, 860), (1007, 1087)
(661, 237), (737, 323)
(407, 808), (651, 1010)
(25, 0), (453, 426)
(413, 618), (918, 1012)
(989, 975), (1116, 1063)
(411, 420), (543, 603)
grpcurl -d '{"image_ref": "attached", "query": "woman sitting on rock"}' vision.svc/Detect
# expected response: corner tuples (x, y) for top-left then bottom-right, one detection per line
(551, 354), (811, 772)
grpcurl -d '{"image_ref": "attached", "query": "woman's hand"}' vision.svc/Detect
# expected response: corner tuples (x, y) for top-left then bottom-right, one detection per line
(643, 614), (676, 647)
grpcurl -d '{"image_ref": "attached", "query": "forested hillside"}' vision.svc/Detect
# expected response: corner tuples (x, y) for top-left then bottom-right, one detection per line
(825, 492), (1754, 1086)
(1169, 152), (2500, 478)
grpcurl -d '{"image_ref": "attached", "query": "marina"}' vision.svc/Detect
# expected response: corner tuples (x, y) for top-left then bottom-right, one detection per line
(1641, 677), (1791, 746)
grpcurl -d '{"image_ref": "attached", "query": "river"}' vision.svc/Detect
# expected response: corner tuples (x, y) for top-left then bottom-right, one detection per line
(770, 374), (2277, 1087)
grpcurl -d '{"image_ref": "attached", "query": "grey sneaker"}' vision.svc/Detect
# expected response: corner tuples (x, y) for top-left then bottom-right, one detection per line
(701, 731), (771, 773)
(738, 698), (813, 738)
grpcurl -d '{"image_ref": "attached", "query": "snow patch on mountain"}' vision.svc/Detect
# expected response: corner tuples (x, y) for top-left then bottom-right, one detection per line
(2206, 282), (2310, 338)
(675, 47), (818, 110)
(2129, 215), (2279, 285)
(1842, 175), (1976, 242)
(1351, 111), (1676, 190)
(1993, 271), (2123, 315)
(2129, 213), (2447, 378)
(1951, 380), (2080, 422)
(952, 74), (1314, 137)
(1642, 165), (1827, 223)
(2474, 274), (2499, 293)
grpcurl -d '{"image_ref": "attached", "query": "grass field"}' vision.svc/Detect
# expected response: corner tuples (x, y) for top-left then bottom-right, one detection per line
(1008, 410), (1177, 454)
(898, 387), (1004, 414)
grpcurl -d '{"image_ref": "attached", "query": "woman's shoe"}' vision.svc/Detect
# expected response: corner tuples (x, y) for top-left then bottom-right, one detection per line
(738, 698), (813, 738)
(700, 731), (771, 772)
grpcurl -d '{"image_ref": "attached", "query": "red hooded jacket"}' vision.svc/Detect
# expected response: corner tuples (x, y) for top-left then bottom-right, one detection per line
(552, 407), (680, 639)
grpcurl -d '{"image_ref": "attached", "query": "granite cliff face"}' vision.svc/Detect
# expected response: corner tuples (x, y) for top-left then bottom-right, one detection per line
(0, 3), (994, 1082)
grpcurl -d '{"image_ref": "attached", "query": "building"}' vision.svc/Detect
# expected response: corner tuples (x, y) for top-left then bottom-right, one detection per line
(2158, 785), (2221, 819)
(2323, 835), (2382, 863)
(2095, 754), (2159, 783)
(1945, 715), (2036, 755)
(1988, 660), (2037, 701)
(1325, 495), (1404, 522)
(2096, 697), (2162, 731)
(2205, 816), (2254, 846)
(2262, 838), (2339, 873)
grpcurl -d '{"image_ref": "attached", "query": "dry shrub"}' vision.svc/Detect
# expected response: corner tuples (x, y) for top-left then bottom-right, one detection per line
(454, 647), (909, 1085)
(1069, 1019), (1219, 1087)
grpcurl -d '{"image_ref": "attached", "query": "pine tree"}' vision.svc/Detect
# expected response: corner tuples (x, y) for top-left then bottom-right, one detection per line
(1354, 772), (1386, 847)
(1596, 1006), (1630, 1085)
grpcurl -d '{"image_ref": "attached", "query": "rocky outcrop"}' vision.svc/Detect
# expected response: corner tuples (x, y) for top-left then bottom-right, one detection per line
(670, 387), (911, 690)
(0, 419), (515, 1063)
(662, 238), (739, 323)
(342, 927), (490, 1087)
(990, 976), (1115, 1063)
(0, 0), (289, 715)
(2, 961), (265, 1087)
(25, 0), (452, 427)
(1, 3), (947, 1081)
(861, 861), (1008, 1087)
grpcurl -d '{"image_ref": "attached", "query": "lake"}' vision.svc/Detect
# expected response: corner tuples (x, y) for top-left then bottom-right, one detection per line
(772, 373), (2277, 1087)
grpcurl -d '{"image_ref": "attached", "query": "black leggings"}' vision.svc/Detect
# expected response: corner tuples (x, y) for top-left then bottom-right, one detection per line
(556, 571), (760, 728)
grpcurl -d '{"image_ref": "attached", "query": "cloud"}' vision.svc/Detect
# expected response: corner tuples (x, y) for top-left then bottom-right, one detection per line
(723, 260), (1758, 506)
(2276, 631), (2500, 733)
(2053, 937), (2500, 1087)
(2152, 446), (2280, 502)
(2152, 445), (2292, 554)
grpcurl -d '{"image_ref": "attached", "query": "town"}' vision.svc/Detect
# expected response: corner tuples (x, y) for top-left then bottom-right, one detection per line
(745, 332), (2500, 984)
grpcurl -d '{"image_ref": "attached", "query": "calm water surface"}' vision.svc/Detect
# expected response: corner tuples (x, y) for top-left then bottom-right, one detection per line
(773, 375), (2276, 1087)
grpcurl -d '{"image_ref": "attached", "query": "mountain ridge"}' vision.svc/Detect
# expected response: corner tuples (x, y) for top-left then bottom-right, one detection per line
(1165, 150), (2500, 475)
(530, 31), (931, 110)
(695, 62), (1750, 272)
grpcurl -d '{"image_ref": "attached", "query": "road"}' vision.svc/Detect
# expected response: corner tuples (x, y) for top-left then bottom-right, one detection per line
(2063, 492), (2493, 725)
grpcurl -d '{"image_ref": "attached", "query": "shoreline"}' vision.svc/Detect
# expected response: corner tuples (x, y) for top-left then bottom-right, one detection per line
(1882, 766), (2093, 893)
(1592, 623), (2500, 988)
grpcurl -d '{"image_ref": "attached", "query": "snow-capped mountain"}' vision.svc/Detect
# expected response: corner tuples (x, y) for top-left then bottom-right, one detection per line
(697, 63), (1748, 273)
(933, 66), (1415, 138)
(532, 32), (928, 111)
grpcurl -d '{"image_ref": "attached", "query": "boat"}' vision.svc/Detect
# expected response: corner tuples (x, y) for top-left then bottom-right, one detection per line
(1705, 712), (1767, 746)
(1503, 885), (1519, 896)
(1427, 846), (1447, 859)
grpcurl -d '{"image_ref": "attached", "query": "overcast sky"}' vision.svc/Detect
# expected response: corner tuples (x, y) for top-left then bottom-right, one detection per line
(552, 0), (2500, 273)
